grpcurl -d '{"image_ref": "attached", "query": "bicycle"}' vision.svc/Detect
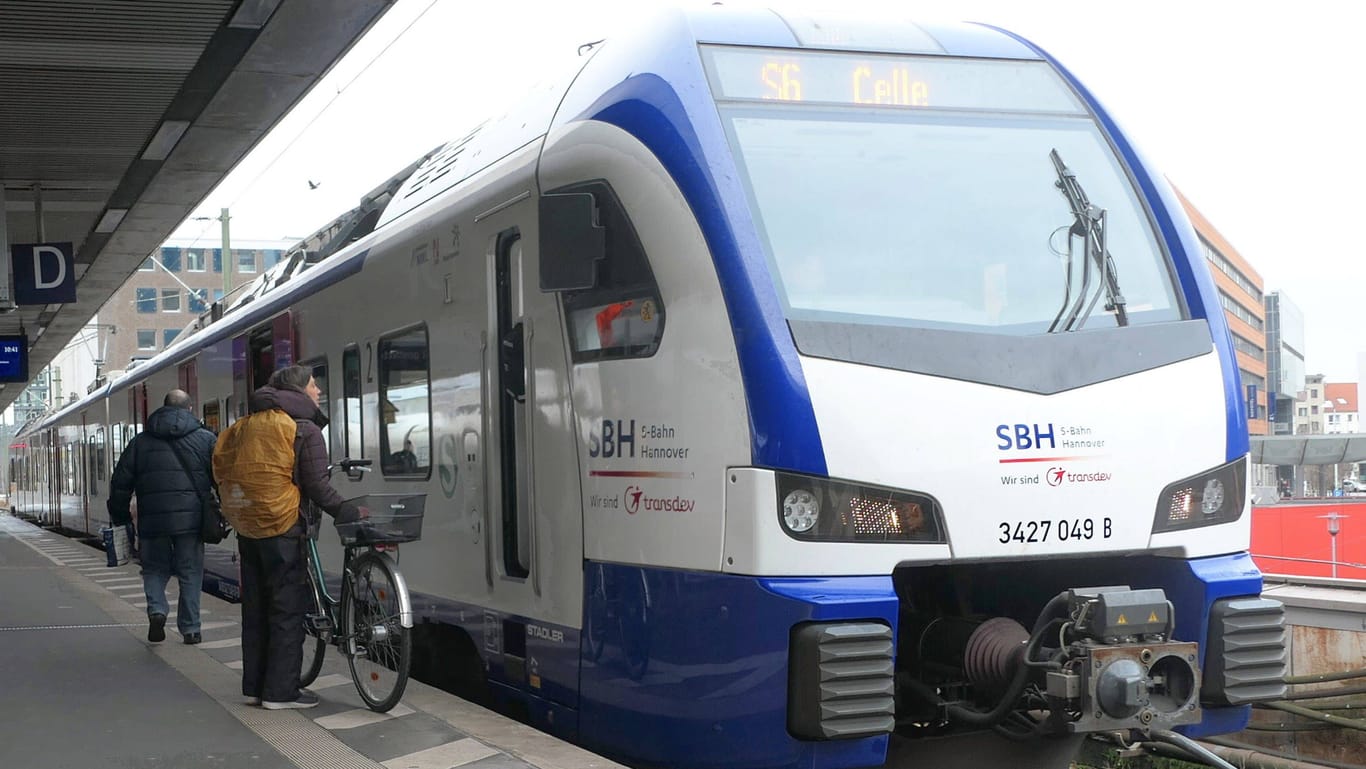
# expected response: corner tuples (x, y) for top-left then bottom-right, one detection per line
(299, 460), (427, 712)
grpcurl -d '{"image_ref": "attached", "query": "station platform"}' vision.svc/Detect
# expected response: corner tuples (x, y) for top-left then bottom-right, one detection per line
(0, 513), (624, 769)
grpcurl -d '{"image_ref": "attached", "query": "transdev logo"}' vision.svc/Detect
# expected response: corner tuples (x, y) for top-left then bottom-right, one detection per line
(1046, 467), (1113, 487)
(622, 485), (694, 514)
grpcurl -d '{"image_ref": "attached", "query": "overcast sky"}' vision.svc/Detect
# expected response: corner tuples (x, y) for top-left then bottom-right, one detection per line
(169, 0), (1366, 382)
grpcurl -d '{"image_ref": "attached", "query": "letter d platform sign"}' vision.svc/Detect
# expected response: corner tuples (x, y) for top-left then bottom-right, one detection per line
(11, 242), (76, 305)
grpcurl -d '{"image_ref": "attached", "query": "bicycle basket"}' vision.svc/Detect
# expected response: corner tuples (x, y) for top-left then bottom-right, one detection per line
(334, 493), (426, 545)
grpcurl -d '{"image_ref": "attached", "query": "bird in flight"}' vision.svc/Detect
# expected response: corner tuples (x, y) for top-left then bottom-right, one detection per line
(307, 180), (320, 190)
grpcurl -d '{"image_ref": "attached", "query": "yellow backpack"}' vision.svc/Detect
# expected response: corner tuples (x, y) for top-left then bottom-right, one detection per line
(211, 409), (301, 539)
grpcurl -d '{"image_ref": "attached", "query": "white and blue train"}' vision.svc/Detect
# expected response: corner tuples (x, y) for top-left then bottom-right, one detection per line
(11, 7), (1286, 769)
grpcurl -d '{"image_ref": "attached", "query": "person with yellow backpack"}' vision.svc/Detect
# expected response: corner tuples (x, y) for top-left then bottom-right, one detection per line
(212, 364), (359, 710)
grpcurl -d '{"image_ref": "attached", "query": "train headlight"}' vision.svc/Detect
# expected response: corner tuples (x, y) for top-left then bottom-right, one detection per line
(775, 472), (945, 543)
(1201, 478), (1225, 516)
(1153, 457), (1246, 533)
(783, 488), (820, 532)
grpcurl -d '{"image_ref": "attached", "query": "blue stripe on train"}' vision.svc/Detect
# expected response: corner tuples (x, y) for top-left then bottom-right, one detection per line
(586, 73), (829, 477)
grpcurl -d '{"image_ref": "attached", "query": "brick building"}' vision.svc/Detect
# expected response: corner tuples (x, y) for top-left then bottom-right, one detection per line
(1174, 188), (1269, 437)
(95, 240), (289, 381)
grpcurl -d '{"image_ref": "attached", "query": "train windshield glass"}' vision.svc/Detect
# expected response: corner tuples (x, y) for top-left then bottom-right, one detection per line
(704, 47), (1182, 335)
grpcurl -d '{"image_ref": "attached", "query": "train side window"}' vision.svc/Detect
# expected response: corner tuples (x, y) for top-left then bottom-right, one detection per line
(111, 423), (124, 466)
(248, 326), (275, 390)
(97, 428), (107, 481)
(343, 347), (363, 460)
(202, 401), (221, 434)
(65, 442), (76, 495)
(77, 439), (87, 497)
(303, 357), (330, 455)
(377, 327), (431, 478)
(88, 431), (102, 494)
(556, 182), (665, 362)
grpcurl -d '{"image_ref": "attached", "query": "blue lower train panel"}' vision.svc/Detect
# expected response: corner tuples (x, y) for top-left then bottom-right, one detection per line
(202, 542), (241, 602)
(199, 547), (1263, 763)
(578, 563), (898, 769)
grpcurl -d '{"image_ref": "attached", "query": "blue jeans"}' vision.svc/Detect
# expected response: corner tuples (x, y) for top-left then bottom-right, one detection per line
(139, 532), (204, 635)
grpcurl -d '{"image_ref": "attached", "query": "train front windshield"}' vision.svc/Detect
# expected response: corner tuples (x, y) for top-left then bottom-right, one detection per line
(704, 47), (1183, 335)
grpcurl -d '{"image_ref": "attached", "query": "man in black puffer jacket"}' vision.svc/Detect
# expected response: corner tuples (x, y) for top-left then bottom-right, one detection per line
(110, 389), (217, 645)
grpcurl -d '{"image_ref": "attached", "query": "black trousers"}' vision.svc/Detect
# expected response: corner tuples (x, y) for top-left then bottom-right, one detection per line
(238, 524), (307, 702)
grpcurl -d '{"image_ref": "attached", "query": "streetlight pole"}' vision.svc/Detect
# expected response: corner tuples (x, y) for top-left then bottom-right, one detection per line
(193, 207), (232, 301)
(218, 207), (231, 300)
(1318, 512), (1348, 579)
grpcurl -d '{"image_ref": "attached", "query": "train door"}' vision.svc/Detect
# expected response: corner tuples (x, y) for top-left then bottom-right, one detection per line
(47, 431), (59, 526)
(80, 413), (91, 533)
(481, 203), (584, 718)
(232, 335), (248, 420)
(74, 427), (85, 531)
(178, 359), (199, 411)
(129, 384), (148, 433)
(202, 400), (222, 433)
(89, 423), (106, 534)
(232, 311), (295, 417)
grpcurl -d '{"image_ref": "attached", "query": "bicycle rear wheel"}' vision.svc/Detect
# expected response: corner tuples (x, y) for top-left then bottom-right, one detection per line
(300, 547), (328, 687)
(341, 551), (411, 711)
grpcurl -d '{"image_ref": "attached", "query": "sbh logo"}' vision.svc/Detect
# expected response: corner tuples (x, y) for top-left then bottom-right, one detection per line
(589, 419), (636, 458)
(996, 423), (1056, 451)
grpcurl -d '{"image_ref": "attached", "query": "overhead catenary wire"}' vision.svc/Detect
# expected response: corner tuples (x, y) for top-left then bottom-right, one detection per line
(178, 0), (441, 252)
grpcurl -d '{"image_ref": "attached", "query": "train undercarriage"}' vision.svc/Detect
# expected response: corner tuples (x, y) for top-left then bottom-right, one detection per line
(791, 556), (1286, 769)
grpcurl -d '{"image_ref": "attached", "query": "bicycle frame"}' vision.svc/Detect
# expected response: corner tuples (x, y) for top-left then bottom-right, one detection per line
(305, 537), (415, 632)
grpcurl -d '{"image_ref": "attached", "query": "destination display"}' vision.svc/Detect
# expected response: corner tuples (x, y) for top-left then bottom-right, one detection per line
(703, 46), (1083, 114)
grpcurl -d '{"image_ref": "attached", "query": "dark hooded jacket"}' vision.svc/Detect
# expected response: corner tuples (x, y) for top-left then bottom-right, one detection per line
(109, 405), (216, 537)
(247, 385), (348, 517)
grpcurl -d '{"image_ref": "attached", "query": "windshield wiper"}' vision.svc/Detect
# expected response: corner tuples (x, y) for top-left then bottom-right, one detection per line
(1047, 148), (1128, 331)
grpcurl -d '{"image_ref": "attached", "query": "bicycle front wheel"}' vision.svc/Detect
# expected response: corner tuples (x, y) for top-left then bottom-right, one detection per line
(300, 553), (327, 687)
(341, 551), (411, 711)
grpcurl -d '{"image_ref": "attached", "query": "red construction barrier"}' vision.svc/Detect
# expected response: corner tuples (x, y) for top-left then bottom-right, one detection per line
(1251, 500), (1366, 580)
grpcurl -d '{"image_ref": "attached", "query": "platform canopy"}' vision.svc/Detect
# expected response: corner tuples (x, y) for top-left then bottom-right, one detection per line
(1251, 434), (1366, 466)
(0, 0), (393, 412)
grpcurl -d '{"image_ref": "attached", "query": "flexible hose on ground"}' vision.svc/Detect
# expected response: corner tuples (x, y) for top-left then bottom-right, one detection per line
(1148, 729), (1239, 769)
(1262, 700), (1366, 733)
(1278, 684), (1366, 702)
(1244, 720), (1334, 732)
(1201, 735), (1366, 769)
(1130, 736), (1351, 769)
(1285, 667), (1366, 686)
(1256, 699), (1366, 713)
